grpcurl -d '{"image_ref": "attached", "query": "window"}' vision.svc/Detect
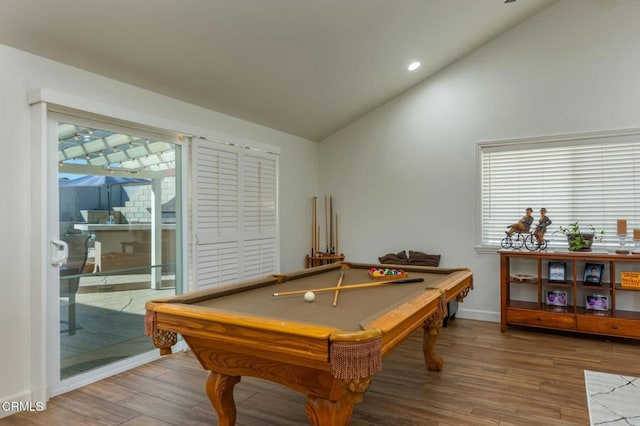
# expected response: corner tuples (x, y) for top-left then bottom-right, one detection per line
(478, 129), (640, 249)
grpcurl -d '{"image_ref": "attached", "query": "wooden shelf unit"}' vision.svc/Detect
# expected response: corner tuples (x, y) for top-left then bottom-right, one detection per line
(500, 250), (640, 339)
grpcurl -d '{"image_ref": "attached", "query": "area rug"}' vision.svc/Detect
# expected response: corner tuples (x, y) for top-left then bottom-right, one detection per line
(584, 370), (640, 425)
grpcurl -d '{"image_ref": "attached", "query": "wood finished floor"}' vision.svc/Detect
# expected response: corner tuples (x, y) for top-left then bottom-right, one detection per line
(3, 319), (640, 425)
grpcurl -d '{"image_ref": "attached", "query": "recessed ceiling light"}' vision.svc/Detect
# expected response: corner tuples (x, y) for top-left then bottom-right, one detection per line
(408, 61), (421, 71)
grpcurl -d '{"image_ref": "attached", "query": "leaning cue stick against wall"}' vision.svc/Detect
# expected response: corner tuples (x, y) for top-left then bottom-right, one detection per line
(335, 213), (339, 255)
(317, 196), (321, 254)
(324, 195), (329, 253)
(330, 198), (338, 255)
(307, 194), (343, 265)
(311, 196), (316, 257)
(311, 197), (316, 256)
(328, 195), (333, 254)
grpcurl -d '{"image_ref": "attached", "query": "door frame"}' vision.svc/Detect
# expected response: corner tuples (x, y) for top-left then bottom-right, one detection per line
(29, 88), (190, 402)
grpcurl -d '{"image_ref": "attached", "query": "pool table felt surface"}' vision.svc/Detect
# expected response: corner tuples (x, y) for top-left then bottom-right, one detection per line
(157, 262), (471, 333)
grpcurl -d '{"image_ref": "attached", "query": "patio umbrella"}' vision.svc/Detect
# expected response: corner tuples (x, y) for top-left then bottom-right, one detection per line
(59, 175), (151, 219)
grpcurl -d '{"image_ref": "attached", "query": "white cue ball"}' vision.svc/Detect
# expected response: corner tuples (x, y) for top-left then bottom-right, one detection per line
(304, 291), (316, 302)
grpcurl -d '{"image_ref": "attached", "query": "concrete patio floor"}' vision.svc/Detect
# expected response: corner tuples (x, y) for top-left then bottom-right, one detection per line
(60, 274), (175, 378)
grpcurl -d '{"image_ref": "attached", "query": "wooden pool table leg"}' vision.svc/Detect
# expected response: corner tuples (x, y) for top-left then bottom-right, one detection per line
(422, 318), (444, 371)
(305, 377), (371, 426)
(205, 371), (241, 426)
(305, 395), (353, 426)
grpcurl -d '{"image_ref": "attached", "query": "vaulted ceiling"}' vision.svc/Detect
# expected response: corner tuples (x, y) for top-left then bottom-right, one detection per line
(0, 0), (557, 141)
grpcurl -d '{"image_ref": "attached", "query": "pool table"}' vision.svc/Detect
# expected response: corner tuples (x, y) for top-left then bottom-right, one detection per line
(145, 262), (473, 425)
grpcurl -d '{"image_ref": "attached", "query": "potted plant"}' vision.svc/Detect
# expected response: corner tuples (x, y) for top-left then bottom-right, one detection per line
(555, 221), (604, 252)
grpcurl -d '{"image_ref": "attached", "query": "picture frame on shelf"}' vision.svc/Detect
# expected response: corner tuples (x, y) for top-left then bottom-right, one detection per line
(585, 294), (608, 311)
(548, 261), (567, 283)
(621, 271), (640, 290)
(546, 290), (568, 306)
(583, 263), (604, 285)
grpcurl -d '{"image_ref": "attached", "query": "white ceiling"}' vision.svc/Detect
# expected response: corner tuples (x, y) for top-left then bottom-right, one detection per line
(0, 0), (557, 141)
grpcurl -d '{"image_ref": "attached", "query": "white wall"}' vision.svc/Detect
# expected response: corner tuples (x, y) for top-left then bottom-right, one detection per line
(319, 0), (640, 321)
(0, 44), (318, 408)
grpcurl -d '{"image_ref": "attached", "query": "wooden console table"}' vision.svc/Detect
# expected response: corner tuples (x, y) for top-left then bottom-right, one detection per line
(501, 250), (640, 340)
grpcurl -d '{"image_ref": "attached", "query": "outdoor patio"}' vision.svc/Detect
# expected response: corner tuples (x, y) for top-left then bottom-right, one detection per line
(60, 275), (174, 378)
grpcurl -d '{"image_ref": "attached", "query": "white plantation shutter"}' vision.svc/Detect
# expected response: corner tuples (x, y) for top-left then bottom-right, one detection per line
(242, 153), (277, 279)
(479, 130), (640, 249)
(243, 238), (277, 279)
(193, 139), (279, 290)
(194, 143), (240, 237)
(243, 153), (277, 234)
(195, 241), (240, 285)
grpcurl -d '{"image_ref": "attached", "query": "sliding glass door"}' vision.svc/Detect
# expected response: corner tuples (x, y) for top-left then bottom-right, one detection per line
(52, 113), (183, 389)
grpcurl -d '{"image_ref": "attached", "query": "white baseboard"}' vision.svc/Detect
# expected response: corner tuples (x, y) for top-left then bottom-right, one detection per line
(455, 308), (500, 323)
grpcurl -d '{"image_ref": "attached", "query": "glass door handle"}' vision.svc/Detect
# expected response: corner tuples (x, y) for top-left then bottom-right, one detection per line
(50, 239), (68, 266)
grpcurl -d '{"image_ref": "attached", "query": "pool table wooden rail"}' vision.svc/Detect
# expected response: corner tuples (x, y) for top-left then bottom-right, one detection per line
(146, 299), (342, 369)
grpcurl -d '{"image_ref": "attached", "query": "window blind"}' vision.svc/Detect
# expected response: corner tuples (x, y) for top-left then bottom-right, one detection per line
(479, 131), (640, 248)
(193, 139), (279, 289)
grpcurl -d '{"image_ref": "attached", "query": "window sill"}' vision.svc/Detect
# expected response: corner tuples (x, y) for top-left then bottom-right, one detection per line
(475, 246), (501, 255)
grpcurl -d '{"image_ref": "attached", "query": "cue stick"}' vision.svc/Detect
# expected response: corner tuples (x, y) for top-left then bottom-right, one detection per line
(329, 195), (333, 253)
(315, 196), (319, 253)
(272, 278), (425, 297)
(312, 196), (317, 256)
(332, 270), (345, 307)
(331, 200), (336, 255)
(324, 195), (329, 253)
(335, 213), (339, 256)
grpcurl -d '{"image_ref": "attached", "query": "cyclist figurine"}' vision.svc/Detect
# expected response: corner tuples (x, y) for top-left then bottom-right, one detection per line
(506, 207), (534, 236)
(534, 208), (552, 246)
